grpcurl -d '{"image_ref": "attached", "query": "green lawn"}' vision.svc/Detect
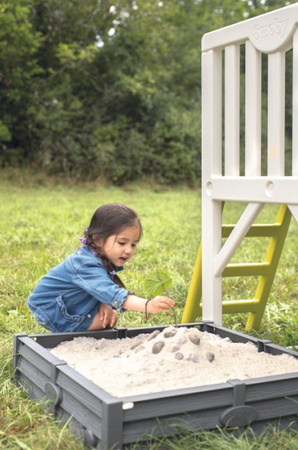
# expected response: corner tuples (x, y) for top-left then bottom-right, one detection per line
(1, 177), (298, 449)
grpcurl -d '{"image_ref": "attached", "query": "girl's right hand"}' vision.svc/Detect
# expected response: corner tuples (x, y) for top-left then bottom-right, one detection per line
(149, 296), (175, 313)
(99, 303), (118, 328)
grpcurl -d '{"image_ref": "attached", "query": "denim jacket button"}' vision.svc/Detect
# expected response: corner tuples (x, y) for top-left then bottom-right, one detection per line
(87, 314), (91, 318)
(113, 301), (118, 307)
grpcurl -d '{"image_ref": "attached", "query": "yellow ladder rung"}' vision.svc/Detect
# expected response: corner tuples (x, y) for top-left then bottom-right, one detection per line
(222, 299), (260, 314)
(188, 299), (260, 315)
(222, 223), (282, 238)
(223, 262), (270, 277)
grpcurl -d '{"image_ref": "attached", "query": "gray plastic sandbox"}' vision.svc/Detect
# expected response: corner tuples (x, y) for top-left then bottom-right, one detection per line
(13, 322), (298, 449)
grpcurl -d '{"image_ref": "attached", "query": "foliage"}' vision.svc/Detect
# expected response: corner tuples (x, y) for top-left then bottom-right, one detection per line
(1, 0), (295, 183)
(0, 0), (42, 166)
(144, 271), (172, 297)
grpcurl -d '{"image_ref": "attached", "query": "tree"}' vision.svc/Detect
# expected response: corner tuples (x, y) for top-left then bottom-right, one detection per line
(0, 0), (41, 165)
(0, 0), (295, 183)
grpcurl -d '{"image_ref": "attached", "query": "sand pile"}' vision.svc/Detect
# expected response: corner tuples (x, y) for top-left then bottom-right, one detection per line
(50, 326), (298, 397)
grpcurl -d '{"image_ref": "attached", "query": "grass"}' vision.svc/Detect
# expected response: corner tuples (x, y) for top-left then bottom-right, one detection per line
(1, 175), (298, 449)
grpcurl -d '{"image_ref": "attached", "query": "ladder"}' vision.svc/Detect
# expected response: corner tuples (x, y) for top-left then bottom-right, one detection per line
(182, 204), (292, 330)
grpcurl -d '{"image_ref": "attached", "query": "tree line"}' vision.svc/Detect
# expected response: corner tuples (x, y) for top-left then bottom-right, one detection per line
(0, 0), (293, 184)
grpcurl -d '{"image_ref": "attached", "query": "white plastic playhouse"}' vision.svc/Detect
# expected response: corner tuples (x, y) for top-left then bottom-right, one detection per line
(183, 3), (298, 330)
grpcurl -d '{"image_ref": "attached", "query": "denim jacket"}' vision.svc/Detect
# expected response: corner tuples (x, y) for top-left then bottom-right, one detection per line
(27, 245), (131, 333)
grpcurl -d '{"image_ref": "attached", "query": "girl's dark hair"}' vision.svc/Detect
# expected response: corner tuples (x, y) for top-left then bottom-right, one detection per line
(84, 202), (142, 257)
(83, 204), (142, 288)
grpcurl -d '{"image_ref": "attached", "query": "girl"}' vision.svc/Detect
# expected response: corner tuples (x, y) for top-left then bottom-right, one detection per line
(27, 203), (174, 333)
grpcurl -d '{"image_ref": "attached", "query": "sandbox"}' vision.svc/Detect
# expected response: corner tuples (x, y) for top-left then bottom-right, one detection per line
(13, 322), (298, 449)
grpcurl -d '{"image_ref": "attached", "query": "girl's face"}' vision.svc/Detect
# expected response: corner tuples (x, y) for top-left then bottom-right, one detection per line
(97, 225), (140, 266)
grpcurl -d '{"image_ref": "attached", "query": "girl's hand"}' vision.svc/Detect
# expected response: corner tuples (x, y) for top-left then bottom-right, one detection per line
(98, 303), (118, 328)
(148, 296), (175, 314)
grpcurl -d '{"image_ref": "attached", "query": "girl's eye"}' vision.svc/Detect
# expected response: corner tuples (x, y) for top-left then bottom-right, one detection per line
(117, 241), (137, 247)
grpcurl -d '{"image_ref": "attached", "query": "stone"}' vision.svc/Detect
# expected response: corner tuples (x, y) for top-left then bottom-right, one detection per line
(190, 354), (199, 363)
(131, 341), (143, 350)
(175, 352), (184, 360)
(152, 341), (165, 354)
(206, 352), (215, 362)
(135, 345), (145, 353)
(163, 327), (177, 338)
(188, 332), (201, 345)
(170, 345), (181, 353)
(147, 330), (161, 341)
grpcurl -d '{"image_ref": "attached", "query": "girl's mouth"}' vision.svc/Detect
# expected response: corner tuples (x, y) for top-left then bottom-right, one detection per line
(120, 257), (128, 262)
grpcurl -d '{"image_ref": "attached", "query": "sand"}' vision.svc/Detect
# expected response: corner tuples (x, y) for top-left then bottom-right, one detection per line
(50, 326), (298, 398)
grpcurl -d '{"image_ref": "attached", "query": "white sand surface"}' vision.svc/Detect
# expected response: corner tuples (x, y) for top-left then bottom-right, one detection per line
(50, 326), (298, 398)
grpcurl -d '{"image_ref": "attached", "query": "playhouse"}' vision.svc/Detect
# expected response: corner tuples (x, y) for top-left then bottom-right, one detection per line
(183, 2), (298, 330)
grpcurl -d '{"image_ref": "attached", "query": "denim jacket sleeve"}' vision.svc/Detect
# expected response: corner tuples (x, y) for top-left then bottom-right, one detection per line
(69, 249), (130, 311)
